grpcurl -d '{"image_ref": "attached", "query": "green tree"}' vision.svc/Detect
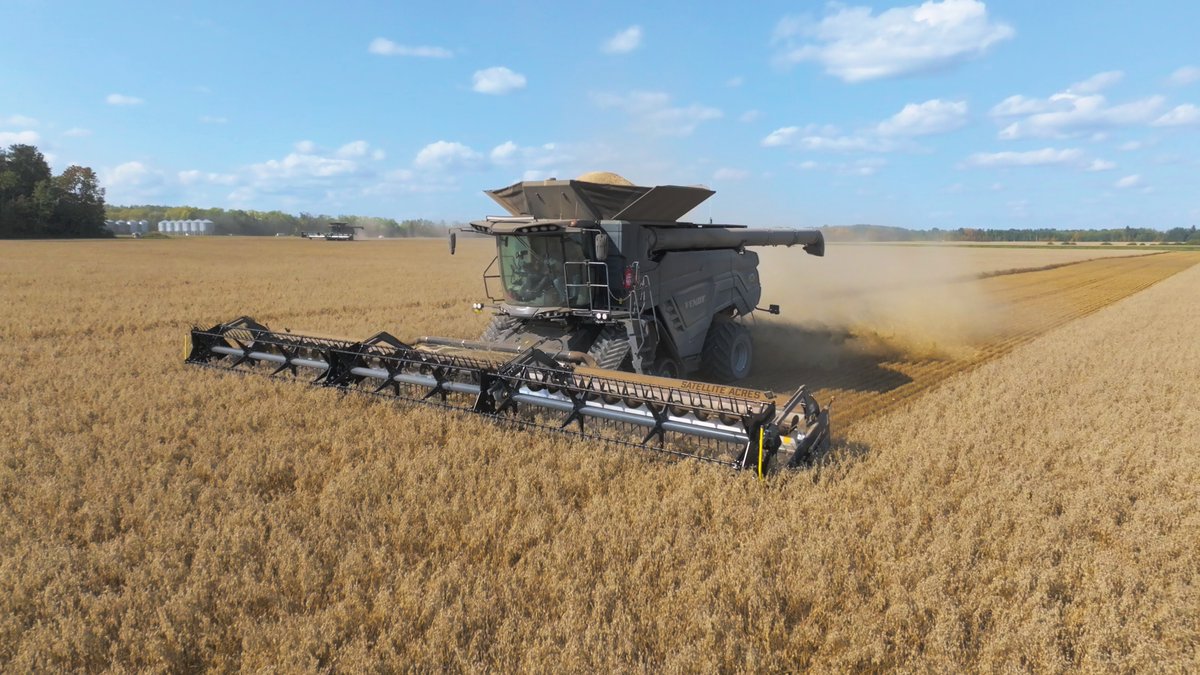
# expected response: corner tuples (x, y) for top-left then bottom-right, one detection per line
(0, 144), (53, 236)
(54, 165), (107, 236)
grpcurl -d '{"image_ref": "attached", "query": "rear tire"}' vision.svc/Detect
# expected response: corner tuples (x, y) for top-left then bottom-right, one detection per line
(480, 314), (521, 342)
(702, 318), (753, 381)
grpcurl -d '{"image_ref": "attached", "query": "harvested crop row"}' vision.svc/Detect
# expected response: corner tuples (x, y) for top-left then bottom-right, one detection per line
(748, 252), (1200, 427)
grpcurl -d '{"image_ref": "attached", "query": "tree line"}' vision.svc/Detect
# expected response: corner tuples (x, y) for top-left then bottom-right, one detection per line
(106, 204), (451, 238)
(0, 144), (108, 238)
(1, 143), (452, 239)
(822, 224), (1200, 244)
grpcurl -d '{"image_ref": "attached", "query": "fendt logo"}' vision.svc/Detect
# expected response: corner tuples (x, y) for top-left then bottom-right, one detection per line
(683, 294), (706, 309)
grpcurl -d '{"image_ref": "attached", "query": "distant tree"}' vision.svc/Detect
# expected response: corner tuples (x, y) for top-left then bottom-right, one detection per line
(0, 144), (53, 237)
(0, 145), (108, 238)
(54, 165), (107, 236)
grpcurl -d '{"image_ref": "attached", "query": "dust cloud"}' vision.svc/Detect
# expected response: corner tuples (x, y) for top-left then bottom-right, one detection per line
(752, 244), (1011, 371)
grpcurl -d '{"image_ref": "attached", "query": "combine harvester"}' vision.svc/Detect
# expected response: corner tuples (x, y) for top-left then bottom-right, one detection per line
(187, 173), (831, 474)
(301, 221), (364, 241)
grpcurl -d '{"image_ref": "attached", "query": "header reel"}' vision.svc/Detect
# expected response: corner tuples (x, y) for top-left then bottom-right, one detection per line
(186, 317), (830, 475)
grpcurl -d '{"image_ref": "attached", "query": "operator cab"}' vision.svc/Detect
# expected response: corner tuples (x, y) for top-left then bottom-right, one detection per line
(497, 231), (593, 308)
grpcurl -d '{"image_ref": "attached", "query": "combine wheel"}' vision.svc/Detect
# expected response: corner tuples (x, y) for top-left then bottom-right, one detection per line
(702, 318), (753, 381)
(587, 325), (633, 371)
(650, 354), (683, 379)
(480, 314), (520, 342)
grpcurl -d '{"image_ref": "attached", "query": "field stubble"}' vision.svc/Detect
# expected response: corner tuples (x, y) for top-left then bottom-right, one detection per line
(1, 238), (1198, 671)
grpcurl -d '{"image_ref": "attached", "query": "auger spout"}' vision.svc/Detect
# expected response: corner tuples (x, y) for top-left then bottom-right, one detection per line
(647, 226), (825, 257)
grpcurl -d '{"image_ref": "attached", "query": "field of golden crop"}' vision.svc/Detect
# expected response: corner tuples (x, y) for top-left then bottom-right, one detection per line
(2, 237), (1198, 671)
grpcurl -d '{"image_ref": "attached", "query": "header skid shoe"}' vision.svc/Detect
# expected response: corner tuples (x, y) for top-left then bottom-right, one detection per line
(186, 317), (830, 474)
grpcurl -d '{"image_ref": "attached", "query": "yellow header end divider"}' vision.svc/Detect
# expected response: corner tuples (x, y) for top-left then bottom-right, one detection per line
(757, 427), (765, 482)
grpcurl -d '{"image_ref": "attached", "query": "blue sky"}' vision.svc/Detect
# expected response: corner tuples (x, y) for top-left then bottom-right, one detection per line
(2, 0), (1198, 229)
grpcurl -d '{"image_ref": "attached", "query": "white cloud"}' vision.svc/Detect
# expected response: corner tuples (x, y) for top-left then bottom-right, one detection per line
(249, 152), (360, 180)
(876, 99), (968, 136)
(758, 123), (883, 151)
(1152, 104), (1200, 127)
(994, 88), (1164, 139)
(178, 169), (236, 186)
(102, 161), (169, 202)
(798, 133), (879, 152)
(767, 98), (965, 155)
(772, 0), (1013, 82)
(472, 66), (527, 95)
(1168, 66), (1200, 86)
(726, 76), (744, 88)
(591, 91), (722, 137)
(1114, 174), (1141, 189)
(713, 167), (749, 181)
(739, 109), (761, 123)
(368, 38), (453, 58)
(761, 123), (893, 152)
(839, 158), (887, 176)
(1067, 70), (1124, 94)
(522, 169), (556, 181)
(2, 114), (37, 126)
(228, 141), (390, 202)
(413, 140), (482, 170)
(762, 127), (799, 147)
(1085, 159), (1116, 172)
(199, 116), (228, 124)
(602, 25), (643, 54)
(336, 140), (371, 158)
(964, 147), (1084, 167)
(485, 141), (576, 176)
(62, 127), (92, 138)
(106, 93), (144, 106)
(990, 95), (1051, 117)
(0, 130), (40, 145)
(1118, 140), (1143, 151)
(490, 141), (518, 163)
(108, 161), (151, 184)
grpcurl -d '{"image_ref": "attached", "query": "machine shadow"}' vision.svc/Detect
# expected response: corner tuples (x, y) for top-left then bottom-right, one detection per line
(739, 323), (915, 396)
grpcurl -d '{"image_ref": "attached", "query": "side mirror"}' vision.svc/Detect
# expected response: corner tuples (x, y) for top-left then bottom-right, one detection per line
(449, 231), (457, 255)
(594, 232), (609, 261)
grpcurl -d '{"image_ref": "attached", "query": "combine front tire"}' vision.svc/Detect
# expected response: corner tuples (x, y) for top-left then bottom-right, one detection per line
(650, 354), (683, 379)
(703, 318), (753, 381)
(480, 314), (520, 342)
(587, 325), (633, 371)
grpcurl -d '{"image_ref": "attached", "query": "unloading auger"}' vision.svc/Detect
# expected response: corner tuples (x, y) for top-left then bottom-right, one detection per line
(186, 316), (830, 473)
